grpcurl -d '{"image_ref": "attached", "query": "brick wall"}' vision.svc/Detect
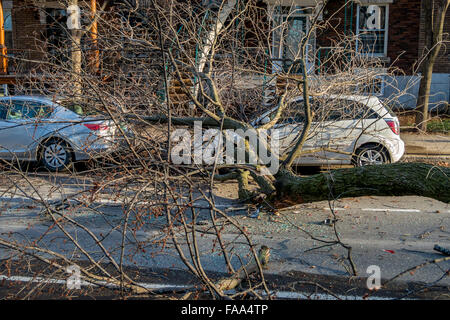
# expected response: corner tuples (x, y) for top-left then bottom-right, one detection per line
(316, 0), (351, 48)
(317, 0), (422, 75)
(386, 0), (422, 74)
(418, 0), (450, 74)
(11, 1), (45, 72)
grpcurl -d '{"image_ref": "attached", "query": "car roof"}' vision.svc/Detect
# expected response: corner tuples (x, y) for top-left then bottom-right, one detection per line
(0, 95), (57, 105)
(292, 94), (376, 103)
(290, 94), (387, 115)
(255, 94), (390, 125)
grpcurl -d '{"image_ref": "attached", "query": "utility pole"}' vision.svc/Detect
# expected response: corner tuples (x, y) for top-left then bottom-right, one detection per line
(0, 0), (8, 96)
(90, 0), (99, 73)
(67, 0), (82, 99)
(0, 0), (8, 74)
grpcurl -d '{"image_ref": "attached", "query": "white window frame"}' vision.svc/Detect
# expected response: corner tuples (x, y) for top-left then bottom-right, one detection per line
(269, 6), (315, 74)
(356, 4), (389, 57)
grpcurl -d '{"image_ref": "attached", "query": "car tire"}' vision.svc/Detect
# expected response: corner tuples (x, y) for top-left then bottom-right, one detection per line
(41, 139), (72, 172)
(353, 144), (390, 167)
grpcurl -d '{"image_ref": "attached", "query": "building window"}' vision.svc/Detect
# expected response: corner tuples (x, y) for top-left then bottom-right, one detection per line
(356, 4), (389, 56)
(271, 6), (314, 74)
(4, 8), (13, 49)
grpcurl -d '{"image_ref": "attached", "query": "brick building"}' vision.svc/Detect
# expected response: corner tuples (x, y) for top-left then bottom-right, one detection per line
(262, 0), (449, 111)
(0, 0), (105, 93)
(0, 0), (449, 111)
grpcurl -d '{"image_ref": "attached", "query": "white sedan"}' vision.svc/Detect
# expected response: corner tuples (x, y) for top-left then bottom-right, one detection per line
(0, 96), (121, 171)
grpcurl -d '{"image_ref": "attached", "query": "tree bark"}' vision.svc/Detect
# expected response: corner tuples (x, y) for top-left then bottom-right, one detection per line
(138, 116), (449, 205)
(415, 0), (450, 131)
(274, 163), (450, 204)
(68, 0), (83, 99)
(215, 246), (270, 292)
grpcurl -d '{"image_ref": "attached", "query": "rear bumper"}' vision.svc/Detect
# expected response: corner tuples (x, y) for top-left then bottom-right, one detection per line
(73, 144), (113, 161)
(387, 138), (405, 163)
(71, 136), (120, 161)
(72, 133), (132, 160)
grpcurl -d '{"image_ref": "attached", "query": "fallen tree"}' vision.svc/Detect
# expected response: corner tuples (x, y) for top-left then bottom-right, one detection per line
(140, 113), (450, 205)
(2, 0), (449, 300)
(274, 163), (450, 204)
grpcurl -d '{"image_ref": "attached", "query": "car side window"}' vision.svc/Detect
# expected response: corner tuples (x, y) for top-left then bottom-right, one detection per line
(7, 101), (27, 119)
(323, 99), (345, 121)
(280, 99), (326, 123)
(361, 107), (379, 119)
(275, 98), (380, 123)
(280, 101), (305, 124)
(325, 100), (379, 121)
(349, 101), (379, 119)
(0, 102), (8, 120)
(29, 102), (53, 118)
(6, 100), (52, 120)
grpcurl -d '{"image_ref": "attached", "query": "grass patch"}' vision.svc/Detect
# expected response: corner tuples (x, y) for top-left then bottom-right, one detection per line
(427, 118), (450, 133)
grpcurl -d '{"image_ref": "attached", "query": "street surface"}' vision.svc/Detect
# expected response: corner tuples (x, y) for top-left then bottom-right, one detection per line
(0, 169), (448, 299)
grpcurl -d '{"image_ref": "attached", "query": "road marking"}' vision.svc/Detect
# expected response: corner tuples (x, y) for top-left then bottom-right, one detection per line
(323, 207), (424, 213)
(0, 274), (190, 291)
(362, 208), (421, 213)
(2, 196), (448, 213)
(225, 289), (407, 300)
(261, 290), (401, 300)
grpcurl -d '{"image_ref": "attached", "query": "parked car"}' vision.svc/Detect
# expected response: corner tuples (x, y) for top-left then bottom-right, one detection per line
(254, 95), (405, 166)
(0, 95), (122, 171)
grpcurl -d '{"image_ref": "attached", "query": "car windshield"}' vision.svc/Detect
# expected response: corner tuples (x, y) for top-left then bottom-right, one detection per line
(381, 102), (397, 117)
(0, 100), (53, 120)
(58, 100), (107, 117)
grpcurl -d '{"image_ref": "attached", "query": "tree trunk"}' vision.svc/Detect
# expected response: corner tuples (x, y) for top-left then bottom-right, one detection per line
(196, 0), (237, 75)
(68, 0), (83, 99)
(415, 59), (433, 131)
(274, 163), (450, 204)
(415, 0), (450, 131)
(71, 30), (82, 98)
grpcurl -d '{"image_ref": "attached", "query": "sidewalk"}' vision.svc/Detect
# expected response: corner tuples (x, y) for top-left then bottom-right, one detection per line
(400, 132), (450, 158)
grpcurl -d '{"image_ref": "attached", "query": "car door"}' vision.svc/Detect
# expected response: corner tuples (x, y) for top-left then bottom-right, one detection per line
(0, 101), (14, 159)
(272, 100), (322, 164)
(0, 99), (52, 160)
(320, 99), (376, 164)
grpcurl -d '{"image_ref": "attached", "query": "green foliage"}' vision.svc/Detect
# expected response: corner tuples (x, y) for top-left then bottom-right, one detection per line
(427, 118), (450, 133)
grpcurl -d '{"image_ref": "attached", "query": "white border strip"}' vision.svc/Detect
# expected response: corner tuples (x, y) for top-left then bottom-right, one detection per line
(323, 207), (424, 213)
(0, 275), (190, 291)
(362, 208), (421, 213)
(1, 275), (402, 300)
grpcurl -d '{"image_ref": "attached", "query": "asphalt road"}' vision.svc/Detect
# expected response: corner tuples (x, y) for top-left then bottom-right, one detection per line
(0, 171), (448, 299)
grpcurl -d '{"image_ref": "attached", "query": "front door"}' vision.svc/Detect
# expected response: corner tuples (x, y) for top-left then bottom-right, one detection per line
(283, 16), (307, 73)
(272, 13), (314, 74)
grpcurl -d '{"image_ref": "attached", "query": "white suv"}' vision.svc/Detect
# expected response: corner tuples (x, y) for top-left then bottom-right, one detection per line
(255, 95), (405, 166)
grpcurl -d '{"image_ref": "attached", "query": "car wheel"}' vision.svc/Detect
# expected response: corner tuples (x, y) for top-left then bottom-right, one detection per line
(41, 139), (72, 172)
(353, 144), (389, 167)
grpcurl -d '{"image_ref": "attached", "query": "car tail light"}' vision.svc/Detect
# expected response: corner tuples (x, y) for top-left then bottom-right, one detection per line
(83, 123), (108, 131)
(385, 119), (399, 135)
